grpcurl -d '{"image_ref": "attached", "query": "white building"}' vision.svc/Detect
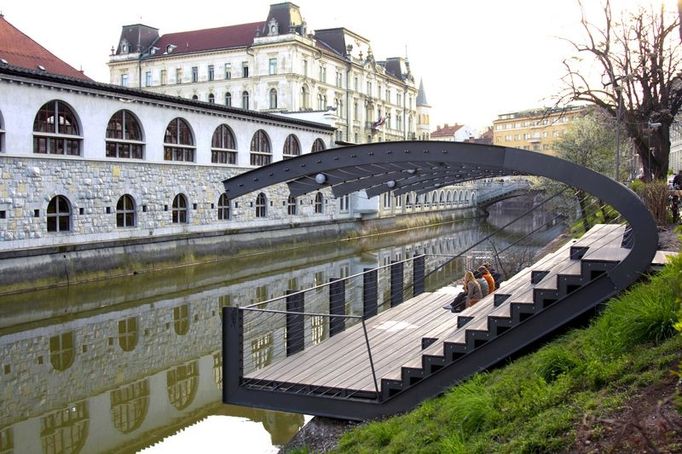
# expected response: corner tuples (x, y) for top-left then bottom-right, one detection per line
(107, 2), (431, 145)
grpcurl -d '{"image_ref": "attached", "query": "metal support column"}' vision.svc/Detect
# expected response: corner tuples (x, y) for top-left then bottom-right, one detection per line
(286, 290), (304, 356)
(363, 268), (378, 319)
(390, 261), (404, 307)
(329, 277), (346, 337)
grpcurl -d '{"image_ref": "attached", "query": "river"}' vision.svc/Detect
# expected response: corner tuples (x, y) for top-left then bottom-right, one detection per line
(0, 200), (563, 453)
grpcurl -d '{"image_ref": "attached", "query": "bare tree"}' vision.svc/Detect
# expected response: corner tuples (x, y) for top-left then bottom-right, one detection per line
(562, 0), (682, 181)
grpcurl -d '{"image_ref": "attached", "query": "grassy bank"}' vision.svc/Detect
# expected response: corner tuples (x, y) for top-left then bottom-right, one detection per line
(327, 249), (682, 453)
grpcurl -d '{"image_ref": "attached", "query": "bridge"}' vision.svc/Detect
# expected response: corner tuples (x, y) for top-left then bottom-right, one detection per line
(220, 141), (660, 420)
(474, 178), (533, 208)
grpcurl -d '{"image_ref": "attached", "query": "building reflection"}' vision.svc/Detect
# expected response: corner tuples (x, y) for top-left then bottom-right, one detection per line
(0, 217), (556, 452)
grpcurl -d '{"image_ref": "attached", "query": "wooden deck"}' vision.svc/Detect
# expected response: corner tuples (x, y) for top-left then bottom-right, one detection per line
(243, 224), (674, 395)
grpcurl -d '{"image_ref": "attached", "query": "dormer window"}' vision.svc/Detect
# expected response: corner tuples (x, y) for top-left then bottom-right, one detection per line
(166, 44), (177, 54)
(120, 40), (130, 54)
(267, 18), (279, 36)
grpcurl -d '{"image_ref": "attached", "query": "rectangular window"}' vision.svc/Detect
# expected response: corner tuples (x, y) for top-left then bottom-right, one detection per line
(160, 69), (167, 85)
(224, 63), (231, 79)
(144, 71), (152, 87)
(397, 93), (402, 106)
(319, 65), (326, 82)
(191, 66), (198, 83)
(208, 65), (214, 81)
(367, 81), (372, 97)
(336, 71), (343, 88)
(242, 62), (249, 78)
(339, 195), (350, 213)
(120, 73), (128, 87)
(354, 75), (358, 90)
(268, 58), (277, 75)
(303, 59), (308, 76)
(175, 68), (182, 84)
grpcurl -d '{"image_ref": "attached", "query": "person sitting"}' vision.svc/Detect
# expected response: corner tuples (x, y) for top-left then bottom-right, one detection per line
(479, 265), (496, 294)
(474, 270), (489, 298)
(464, 270), (482, 308)
(673, 170), (682, 190)
(482, 262), (502, 289)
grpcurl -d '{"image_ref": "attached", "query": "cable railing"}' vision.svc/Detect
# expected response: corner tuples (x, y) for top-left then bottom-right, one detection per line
(224, 183), (636, 403)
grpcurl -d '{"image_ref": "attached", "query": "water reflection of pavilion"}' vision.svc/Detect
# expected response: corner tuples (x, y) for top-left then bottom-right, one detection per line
(0, 221), (503, 453)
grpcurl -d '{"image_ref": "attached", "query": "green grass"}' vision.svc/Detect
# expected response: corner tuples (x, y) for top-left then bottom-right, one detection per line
(332, 251), (682, 453)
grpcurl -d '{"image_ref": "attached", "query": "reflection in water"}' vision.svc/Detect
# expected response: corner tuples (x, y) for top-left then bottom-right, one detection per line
(0, 204), (562, 452)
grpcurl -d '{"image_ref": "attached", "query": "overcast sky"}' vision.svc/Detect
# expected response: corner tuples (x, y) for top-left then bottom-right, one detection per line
(0, 0), (676, 131)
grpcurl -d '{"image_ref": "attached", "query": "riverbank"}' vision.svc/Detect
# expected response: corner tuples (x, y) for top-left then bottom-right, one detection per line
(281, 227), (682, 453)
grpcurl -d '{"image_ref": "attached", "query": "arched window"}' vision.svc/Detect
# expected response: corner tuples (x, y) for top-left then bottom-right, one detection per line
(211, 124), (237, 164)
(164, 118), (194, 162)
(250, 130), (271, 166)
(282, 134), (300, 158)
(217, 193), (230, 220)
(287, 195), (297, 215)
(49, 332), (75, 371)
(269, 88), (277, 109)
(241, 91), (249, 110)
(191, 94), (198, 100)
(106, 110), (144, 159)
(225, 92), (232, 107)
(118, 317), (138, 352)
(311, 138), (326, 153)
(317, 93), (324, 110)
(47, 195), (71, 232)
(173, 304), (189, 335)
(255, 192), (267, 218)
(406, 193), (412, 207)
(314, 192), (323, 214)
(116, 194), (136, 228)
(33, 100), (81, 155)
(431, 193), (437, 206)
(300, 85), (309, 110)
(111, 379), (149, 434)
(208, 93), (215, 104)
(167, 362), (198, 411)
(172, 194), (188, 224)
(440, 191), (445, 205)
(41, 401), (88, 454)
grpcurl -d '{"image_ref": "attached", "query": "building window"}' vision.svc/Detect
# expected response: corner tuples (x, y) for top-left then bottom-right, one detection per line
(47, 195), (71, 232)
(40, 401), (88, 453)
(224, 63), (231, 79)
(282, 134), (300, 158)
(106, 110), (144, 159)
(49, 332), (75, 371)
(314, 192), (323, 214)
(339, 194), (349, 213)
(144, 71), (152, 87)
(319, 65), (326, 82)
(225, 92), (232, 107)
(255, 192), (267, 218)
(191, 66), (198, 83)
(111, 379), (149, 434)
(269, 88), (277, 109)
(33, 100), (81, 155)
(208, 93), (215, 104)
(163, 118), (194, 162)
(172, 194), (188, 224)
(116, 194), (136, 228)
(173, 304), (190, 335)
(242, 63), (249, 78)
(268, 58), (277, 75)
(383, 192), (392, 209)
(301, 85), (310, 109)
(191, 94), (199, 101)
(287, 195), (297, 215)
(211, 124), (237, 164)
(160, 69), (167, 85)
(251, 333), (273, 370)
(242, 91), (249, 110)
(175, 67), (182, 84)
(208, 65), (214, 81)
(217, 193), (230, 220)
(121, 73), (128, 87)
(336, 71), (343, 88)
(303, 59), (308, 76)
(317, 93), (324, 110)
(250, 129), (271, 166)
(311, 138), (326, 152)
(118, 317), (138, 352)
(167, 362), (198, 411)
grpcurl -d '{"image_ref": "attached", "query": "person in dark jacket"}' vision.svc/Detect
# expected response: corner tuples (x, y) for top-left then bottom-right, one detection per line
(482, 262), (501, 289)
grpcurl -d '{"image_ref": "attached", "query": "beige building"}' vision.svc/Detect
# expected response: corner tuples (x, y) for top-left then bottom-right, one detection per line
(492, 106), (587, 155)
(107, 2), (430, 145)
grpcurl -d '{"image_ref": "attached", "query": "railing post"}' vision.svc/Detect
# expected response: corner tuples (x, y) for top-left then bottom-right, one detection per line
(329, 277), (346, 337)
(390, 261), (404, 307)
(222, 306), (242, 403)
(286, 290), (304, 356)
(363, 268), (378, 319)
(413, 255), (425, 296)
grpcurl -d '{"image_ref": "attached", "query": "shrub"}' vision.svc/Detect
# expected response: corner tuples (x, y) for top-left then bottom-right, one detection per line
(535, 345), (578, 383)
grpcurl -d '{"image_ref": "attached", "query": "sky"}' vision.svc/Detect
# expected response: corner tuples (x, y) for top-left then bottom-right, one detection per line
(0, 0), (677, 132)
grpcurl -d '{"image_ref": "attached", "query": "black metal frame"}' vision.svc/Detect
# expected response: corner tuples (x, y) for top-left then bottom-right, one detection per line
(222, 141), (658, 420)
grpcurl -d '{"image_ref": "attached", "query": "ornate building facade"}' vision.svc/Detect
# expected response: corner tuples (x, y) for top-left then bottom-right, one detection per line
(107, 2), (430, 145)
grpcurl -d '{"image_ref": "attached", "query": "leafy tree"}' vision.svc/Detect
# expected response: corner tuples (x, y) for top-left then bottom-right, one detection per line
(561, 0), (682, 181)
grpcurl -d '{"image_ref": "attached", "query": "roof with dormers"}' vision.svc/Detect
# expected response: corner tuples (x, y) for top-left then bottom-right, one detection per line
(0, 14), (90, 80)
(151, 22), (265, 57)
